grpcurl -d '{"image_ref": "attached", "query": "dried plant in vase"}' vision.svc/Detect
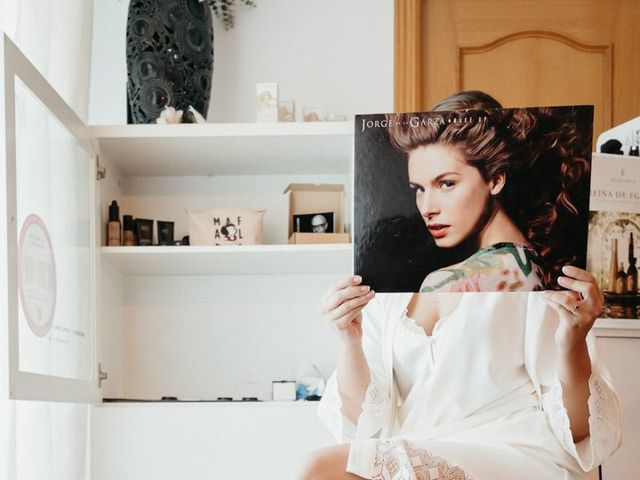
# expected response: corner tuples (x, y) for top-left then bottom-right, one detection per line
(201, 0), (257, 30)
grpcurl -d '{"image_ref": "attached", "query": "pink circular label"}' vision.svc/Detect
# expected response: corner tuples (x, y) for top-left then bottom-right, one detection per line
(17, 214), (57, 337)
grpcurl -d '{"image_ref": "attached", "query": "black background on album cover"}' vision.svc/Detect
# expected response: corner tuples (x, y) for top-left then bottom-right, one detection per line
(353, 109), (592, 293)
(354, 115), (474, 292)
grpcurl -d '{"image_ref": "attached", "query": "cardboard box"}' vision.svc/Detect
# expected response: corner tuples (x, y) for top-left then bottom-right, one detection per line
(289, 232), (350, 244)
(283, 183), (349, 244)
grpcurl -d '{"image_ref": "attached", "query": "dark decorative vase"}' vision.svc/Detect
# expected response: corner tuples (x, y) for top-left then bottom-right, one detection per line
(126, 0), (214, 124)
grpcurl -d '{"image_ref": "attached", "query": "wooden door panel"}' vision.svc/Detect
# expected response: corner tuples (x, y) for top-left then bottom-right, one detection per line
(460, 32), (611, 136)
(395, 0), (640, 142)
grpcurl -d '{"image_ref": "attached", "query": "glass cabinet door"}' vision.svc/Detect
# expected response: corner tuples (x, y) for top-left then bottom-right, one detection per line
(2, 34), (99, 403)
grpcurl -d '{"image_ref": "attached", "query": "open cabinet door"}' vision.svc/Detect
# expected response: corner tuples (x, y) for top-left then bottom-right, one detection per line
(1, 34), (100, 403)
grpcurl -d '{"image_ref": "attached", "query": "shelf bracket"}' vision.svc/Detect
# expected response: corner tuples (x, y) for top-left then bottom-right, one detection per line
(98, 363), (108, 388)
(96, 155), (106, 181)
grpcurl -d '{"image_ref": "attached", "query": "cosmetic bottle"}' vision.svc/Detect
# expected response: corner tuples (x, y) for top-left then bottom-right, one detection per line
(157, 220), (174, 245)
(135, 218), (154, 246)
(107, 200), (121, 246)
(123, 215), (135, 246)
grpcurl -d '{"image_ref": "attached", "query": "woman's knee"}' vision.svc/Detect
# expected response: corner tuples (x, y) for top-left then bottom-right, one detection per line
(294, 449), (325, 480)
(293, 444), (353, 480)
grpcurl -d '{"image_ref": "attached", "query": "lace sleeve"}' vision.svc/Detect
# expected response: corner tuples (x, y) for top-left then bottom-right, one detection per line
(317, 370), (389, 442)
(316, 295), (393, 442)
(355, 376), (389, 438)
(542, 371), (622, 471)
(316, 371), (355, 441)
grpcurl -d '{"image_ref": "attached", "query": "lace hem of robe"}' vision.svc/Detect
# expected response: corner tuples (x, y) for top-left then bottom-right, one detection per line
(372, 439), (473, 480)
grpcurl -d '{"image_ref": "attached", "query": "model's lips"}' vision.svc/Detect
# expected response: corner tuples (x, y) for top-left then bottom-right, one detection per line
(427, 224), (450, 239)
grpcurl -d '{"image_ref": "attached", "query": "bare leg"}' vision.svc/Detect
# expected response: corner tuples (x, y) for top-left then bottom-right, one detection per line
(293, 443), (365, 480)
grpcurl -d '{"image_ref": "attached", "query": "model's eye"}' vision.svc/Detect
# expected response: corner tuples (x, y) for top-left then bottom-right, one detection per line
(409, 183), (424, 194)
(439, 180), (455, 189)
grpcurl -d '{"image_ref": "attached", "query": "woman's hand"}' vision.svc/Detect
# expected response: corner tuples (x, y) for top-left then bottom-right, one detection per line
(321, 275), (375, 347)
(543, 265), (604, 350)
(543, 265), (604, 442)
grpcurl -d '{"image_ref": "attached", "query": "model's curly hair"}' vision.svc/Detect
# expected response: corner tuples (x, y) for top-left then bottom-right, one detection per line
(386, 91), (591, 287)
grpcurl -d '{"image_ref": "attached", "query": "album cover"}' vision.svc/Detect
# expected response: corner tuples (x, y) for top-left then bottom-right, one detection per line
(586, 153), (640, 319)
(354, 106), (594, 293)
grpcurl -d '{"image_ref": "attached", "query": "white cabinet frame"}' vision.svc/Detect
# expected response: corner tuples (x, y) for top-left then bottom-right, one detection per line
(2, 33), (100, 403)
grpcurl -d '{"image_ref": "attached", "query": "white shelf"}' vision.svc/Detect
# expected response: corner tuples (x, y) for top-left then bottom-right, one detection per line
(594, 318), (640, 338)
(101, 244), (353, 275)
(89, 122), (354, 177)
(96, 400), (319, 408)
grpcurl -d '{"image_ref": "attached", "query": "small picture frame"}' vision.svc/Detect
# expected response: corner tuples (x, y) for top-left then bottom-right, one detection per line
(278, 100), (295, 122)
(256, 82), (278, 123)
(293, 212), (334, 233)
(303, 105), (323, 122)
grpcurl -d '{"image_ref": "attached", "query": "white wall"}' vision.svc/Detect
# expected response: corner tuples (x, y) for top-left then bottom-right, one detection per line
(120, 273), (343, 401)
(89, 0), (394, 124)
(112, 174), (350, 399)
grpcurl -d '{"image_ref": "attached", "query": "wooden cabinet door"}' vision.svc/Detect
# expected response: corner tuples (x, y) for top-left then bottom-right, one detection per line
(395, 0), (640, 142)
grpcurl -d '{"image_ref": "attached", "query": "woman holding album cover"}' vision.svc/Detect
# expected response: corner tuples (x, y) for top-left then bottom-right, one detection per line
(295, 92), (621, 480)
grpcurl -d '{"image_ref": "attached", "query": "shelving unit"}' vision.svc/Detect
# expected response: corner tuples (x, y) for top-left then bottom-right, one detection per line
(593, 317), (640, 336)
(87, 119), (355, 405)
(94, 121), (355, 279)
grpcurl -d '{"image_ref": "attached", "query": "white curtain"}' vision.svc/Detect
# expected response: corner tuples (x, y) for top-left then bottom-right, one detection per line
(0, 1), (94, 480)
(0, 0), (93, 122)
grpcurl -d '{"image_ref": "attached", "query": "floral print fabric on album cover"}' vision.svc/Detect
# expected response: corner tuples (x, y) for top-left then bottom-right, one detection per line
(419, 242), (546, 293)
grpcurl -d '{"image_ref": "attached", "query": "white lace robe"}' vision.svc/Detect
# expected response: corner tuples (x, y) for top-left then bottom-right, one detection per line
(317, 292), (621, 480)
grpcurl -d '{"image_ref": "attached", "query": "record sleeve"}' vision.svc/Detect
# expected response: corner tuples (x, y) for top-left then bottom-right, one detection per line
(354, 106), (593, 293)
(587, 152), (640, 319)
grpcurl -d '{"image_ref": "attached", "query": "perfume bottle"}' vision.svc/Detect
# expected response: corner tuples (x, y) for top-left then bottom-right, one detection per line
(608, 238), (618, 291)
(616, 262), (627, 294)
(628, 232), (638, 293)
(628, 257), (638, 293)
